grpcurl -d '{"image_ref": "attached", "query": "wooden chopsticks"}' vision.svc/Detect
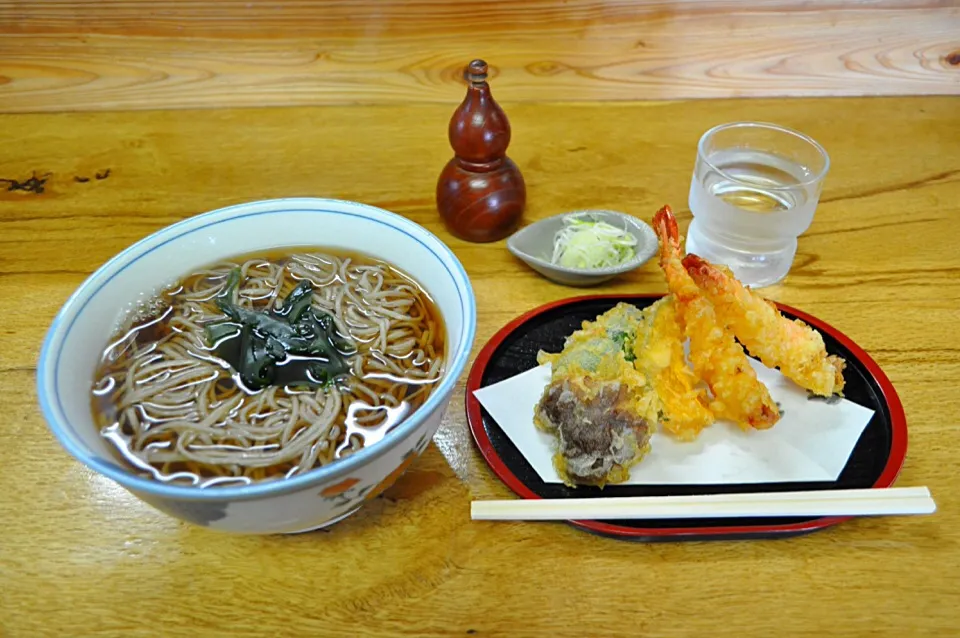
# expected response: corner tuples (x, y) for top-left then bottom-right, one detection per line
(470, 487), (936, 521)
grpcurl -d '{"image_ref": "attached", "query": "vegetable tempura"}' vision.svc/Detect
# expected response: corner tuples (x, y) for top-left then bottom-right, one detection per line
(532, 204), (846, 488)
(535, 303), (656, 487)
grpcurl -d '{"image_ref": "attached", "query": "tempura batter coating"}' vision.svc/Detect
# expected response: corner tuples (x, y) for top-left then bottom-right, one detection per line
(682, 254), (846, 397)
(652, 206), (780, 431)
(536, 377), (651, 487)
(632, 297), (714, 441)
(530, 204), (849, 488)
(535, 303), (658, 486)
(537, 302), (660, 426)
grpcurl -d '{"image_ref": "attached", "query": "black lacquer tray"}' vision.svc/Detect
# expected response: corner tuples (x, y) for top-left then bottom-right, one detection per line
(466, 294), (907, 541)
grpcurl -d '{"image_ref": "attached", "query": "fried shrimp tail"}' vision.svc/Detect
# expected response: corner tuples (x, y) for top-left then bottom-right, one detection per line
(682, 253), (846, 396)
(652, 206), (780, 430)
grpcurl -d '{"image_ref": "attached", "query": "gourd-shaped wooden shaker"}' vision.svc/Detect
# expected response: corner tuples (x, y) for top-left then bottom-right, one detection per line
(436, 59), (526, 243)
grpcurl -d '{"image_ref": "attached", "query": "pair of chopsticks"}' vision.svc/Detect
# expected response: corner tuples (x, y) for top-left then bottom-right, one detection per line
(470, 487), (935, 521)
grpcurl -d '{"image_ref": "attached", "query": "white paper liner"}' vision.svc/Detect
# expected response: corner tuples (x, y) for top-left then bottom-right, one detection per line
(473, 359), (874, 485)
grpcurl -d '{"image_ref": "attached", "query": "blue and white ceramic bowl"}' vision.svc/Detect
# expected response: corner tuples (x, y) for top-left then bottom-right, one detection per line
(37, 198), (477, 534)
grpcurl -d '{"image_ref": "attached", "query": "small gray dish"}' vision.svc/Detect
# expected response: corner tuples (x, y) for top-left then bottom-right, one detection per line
(506, 209), (658, 287)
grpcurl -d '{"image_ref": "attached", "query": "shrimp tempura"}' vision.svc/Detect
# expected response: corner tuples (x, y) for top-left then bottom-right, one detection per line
(682, 254), (846, 397)
(652, 206), (780, 430)
(632, 297), (715, 441)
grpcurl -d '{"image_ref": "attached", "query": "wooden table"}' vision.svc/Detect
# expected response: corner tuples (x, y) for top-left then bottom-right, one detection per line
(2, 0), (958, 111)
(1, 96), (958, 637)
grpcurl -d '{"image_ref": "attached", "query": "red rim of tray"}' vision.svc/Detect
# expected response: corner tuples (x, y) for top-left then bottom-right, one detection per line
(465, 293), (908, 540)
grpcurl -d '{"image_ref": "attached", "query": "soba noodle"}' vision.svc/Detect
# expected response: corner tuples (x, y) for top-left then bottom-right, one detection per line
(91, 250), (445, 488)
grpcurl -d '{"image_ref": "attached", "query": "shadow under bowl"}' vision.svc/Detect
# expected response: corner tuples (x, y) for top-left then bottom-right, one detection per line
(36, 197), (477, 534)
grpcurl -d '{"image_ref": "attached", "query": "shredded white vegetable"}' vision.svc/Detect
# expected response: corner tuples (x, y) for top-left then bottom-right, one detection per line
(549, 214), (638, 270)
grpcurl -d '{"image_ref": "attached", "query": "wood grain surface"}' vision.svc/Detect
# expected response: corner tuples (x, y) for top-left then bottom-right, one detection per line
(0, 0), (958, 113)
(1, 96), (959, 637)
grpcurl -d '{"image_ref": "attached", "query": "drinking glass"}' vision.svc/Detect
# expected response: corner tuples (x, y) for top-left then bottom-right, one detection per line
(686, 122), (830, 288)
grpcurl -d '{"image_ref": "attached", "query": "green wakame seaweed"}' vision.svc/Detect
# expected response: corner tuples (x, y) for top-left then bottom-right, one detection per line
(204, 269), (355, 390)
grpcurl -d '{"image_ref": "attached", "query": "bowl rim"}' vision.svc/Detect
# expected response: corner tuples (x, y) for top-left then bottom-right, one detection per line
(36, 197), (477, 502)
(506, 209), (658, 277)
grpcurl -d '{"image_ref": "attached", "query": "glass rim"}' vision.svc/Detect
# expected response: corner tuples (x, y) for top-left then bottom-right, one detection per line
(697, 121), (831, 190)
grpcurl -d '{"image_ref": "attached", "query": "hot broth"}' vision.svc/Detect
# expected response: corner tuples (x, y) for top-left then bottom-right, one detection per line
(91, 248), (445, 488)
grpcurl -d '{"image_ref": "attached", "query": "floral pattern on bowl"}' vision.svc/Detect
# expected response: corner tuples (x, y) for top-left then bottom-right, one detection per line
(36, 197), (477, 535)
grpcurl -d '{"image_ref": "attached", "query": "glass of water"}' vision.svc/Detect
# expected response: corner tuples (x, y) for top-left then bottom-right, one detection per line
(686, 122), (830, 288)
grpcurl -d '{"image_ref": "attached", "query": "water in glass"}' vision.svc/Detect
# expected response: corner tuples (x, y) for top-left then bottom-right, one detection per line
(686, 123), (828, 288)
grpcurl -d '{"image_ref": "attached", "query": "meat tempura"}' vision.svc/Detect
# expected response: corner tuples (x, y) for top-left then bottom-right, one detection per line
(535, 303), (657, 487)
(529, 204), (845, 488)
